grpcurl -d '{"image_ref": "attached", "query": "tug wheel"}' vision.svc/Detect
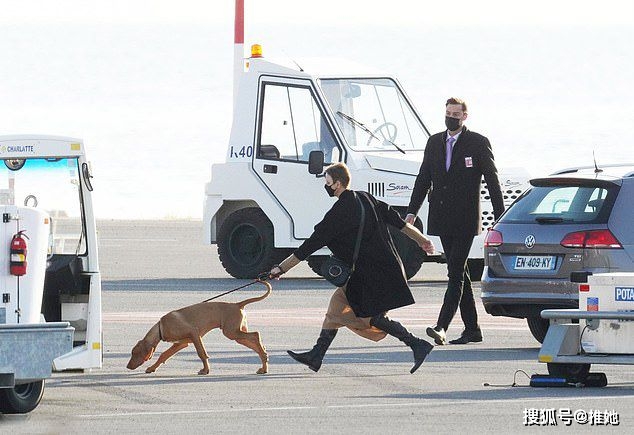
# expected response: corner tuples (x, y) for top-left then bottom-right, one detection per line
(218, 207), (288, 279)
(0, 380), (45, 414)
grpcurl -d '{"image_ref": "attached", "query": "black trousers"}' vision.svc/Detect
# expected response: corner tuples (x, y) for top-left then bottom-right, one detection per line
(436, 234), (479, 331)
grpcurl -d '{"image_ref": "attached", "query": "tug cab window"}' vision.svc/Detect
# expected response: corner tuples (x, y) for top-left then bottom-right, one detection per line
(1, 158), (86, 255)
(257, 83), (340, 164)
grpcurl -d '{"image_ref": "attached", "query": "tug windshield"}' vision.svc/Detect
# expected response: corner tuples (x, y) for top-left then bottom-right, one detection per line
(320, 78), (429, 152)
(1, 158), (86, 255)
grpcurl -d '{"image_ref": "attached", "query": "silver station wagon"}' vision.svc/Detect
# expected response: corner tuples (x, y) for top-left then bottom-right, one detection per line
(481, 164), (634, 343)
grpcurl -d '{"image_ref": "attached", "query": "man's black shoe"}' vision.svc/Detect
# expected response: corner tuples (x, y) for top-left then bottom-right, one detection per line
(426, 326), (446, 345)
(449, 330), (483, 344)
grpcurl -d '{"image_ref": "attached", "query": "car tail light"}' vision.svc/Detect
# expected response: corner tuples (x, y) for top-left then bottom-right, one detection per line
(560, 229), (622, 249)
(484, 229), (503, 247)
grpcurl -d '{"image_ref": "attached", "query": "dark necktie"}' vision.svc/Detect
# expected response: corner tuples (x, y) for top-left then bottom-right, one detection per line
(446, 136), (456, 171)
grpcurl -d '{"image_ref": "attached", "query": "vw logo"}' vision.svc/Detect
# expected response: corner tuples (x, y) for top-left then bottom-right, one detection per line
(525, 235), (536, 249)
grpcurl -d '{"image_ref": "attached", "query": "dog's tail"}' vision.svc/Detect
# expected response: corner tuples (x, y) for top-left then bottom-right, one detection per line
(237, 280), (272, 308)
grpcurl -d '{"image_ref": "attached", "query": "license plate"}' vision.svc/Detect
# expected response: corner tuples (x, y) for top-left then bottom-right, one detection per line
(514, 255), (556, 270)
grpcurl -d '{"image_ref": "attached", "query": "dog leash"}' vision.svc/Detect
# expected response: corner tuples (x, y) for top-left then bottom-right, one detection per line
(202, 272), (270, 303)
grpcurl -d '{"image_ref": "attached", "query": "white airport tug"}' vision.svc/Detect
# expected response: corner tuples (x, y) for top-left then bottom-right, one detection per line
(203, 1), (529, 280)
(538, 272), (634, 385)
(0, 135), (102, 413)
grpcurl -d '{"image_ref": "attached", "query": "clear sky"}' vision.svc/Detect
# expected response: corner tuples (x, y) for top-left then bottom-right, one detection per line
(2, 1), (632, 218)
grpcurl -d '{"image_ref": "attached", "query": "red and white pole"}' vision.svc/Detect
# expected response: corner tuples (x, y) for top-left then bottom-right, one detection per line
(233, 0), (244, 108)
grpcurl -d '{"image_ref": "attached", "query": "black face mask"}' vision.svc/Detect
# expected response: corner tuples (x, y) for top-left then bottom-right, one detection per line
(445, 116), (462, 132)
(324, 183), (336, 197)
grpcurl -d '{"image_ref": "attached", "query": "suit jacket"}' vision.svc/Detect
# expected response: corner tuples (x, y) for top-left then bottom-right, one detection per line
(407, 127), (504, 236)
(295, 190), (414, 317)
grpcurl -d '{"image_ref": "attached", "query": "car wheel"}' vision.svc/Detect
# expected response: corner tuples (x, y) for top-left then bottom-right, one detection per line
(467, 259), (484, 282)
(527, 316), (550, 343)
(217, 208), (288, 278)
(547, 363), (591, 382)
(0, 380), (45, 414)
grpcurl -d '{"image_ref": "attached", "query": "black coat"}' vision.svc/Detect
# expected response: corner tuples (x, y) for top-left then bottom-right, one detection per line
(295, 190), (415, 317)
(407, 127), (505, 236)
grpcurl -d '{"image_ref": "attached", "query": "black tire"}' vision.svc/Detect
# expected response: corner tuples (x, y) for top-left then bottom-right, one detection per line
(217, 208), (288, 279)
(307, 255), (328, 276)
(388, 213), (425, 280)
(0, 380), (45, 414)
(467, 258), (484, 282)
(547, 363), (591, 382)
(527, 316), (550, 343)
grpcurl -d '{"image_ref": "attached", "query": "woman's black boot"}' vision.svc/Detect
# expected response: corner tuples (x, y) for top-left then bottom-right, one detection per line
(370, 315), (433, 374)
(287, 329), (338, 372)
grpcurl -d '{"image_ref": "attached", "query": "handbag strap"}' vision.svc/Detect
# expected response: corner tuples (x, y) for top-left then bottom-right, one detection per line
(351, 192), (365, 272)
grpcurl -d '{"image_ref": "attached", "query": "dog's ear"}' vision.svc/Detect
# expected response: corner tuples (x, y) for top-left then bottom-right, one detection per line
(130, 341), (142, 357)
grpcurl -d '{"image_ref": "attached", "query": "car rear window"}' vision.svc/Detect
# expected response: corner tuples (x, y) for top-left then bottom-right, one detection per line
(500, 182), (619, 224)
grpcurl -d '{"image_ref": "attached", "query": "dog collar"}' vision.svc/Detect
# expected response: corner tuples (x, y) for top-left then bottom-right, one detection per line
(158, 320), (164, 341)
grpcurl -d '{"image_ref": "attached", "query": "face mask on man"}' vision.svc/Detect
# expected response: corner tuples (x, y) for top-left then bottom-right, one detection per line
(324, 183), (337, 197)
(445, 116), (462, 132)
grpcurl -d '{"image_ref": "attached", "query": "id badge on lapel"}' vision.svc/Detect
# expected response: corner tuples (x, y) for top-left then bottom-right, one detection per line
(464, 156), (473, 168)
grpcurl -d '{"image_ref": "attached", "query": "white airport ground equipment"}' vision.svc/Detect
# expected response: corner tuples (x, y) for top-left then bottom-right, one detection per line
(0, 135), (102, 414)
(538, 272), (634, 385)
(203, 1), (530, 280)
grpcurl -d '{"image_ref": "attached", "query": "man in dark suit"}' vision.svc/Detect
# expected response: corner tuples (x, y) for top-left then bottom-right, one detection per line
(405, 97), (504, 345)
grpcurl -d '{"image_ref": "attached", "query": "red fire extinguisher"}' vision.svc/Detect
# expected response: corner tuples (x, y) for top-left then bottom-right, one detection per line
(10, 230), (29, 276)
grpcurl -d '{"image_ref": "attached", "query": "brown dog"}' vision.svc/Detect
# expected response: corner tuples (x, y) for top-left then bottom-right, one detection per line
(126, 281), (271, 375)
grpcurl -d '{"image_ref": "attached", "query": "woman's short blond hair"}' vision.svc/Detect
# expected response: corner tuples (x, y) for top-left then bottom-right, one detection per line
(325, 162), (351, 188)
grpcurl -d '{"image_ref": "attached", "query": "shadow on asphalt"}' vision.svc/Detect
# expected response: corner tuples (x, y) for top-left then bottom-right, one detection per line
(48, 371), (319, 391)
(96, 345), (541, 380)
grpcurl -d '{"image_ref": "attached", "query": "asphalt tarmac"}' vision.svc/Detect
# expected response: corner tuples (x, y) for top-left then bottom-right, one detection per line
(2, 220), (632, 433)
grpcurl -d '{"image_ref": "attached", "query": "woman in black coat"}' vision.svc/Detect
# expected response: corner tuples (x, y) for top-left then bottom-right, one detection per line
(270, 163), (436, 374)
